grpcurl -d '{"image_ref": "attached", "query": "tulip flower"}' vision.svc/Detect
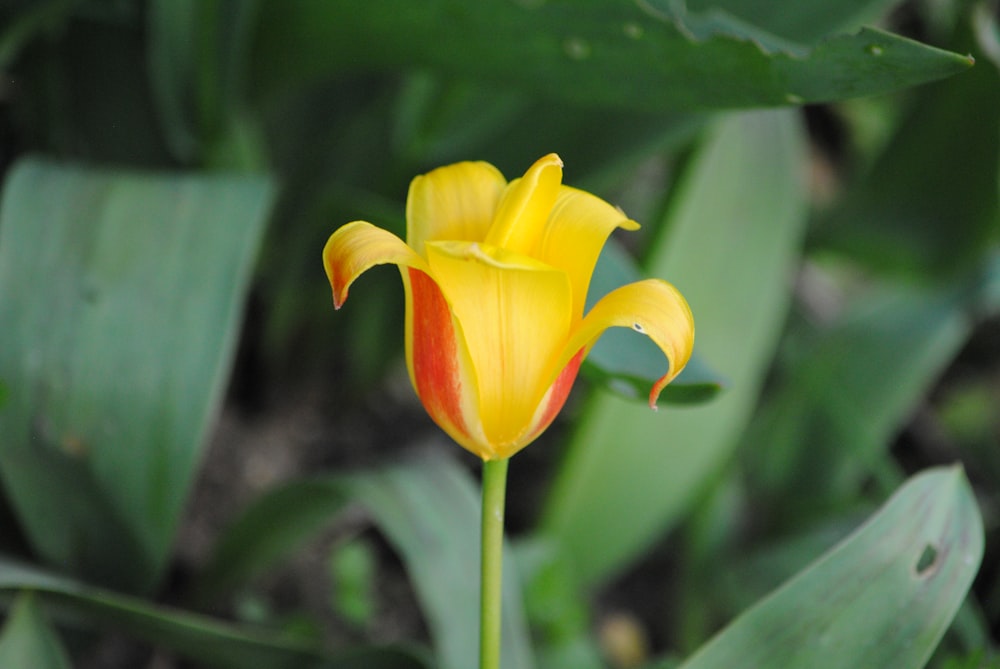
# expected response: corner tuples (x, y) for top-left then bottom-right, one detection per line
(323, 153), (694, 461)
(324, 153), (694, 669)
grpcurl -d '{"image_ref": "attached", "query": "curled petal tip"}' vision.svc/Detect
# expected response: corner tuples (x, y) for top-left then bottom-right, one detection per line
(648, 374), (671, 410)
(539, 152), (563, 168)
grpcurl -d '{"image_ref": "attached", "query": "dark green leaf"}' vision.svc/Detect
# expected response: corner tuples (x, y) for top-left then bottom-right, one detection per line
(252, 0), (971, 112)
(0, 557), (427, 669)
(0, 158), (275, 592)
(679, 467), (983, 669)
(147, 0), (266, 165)
(816, 21), (1000, 277)
(198, 479), (350, 601)
(743, 255), (1000, 511)
(683, 0), (902, 43)
(0, 0), (76, 70)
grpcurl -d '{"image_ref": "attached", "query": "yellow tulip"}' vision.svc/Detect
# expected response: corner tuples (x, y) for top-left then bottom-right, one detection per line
(323, 154), (694, 461)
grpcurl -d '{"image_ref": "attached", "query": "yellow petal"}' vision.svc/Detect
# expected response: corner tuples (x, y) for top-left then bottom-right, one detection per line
(484, 153), (563, 255)
(322, 221), (429, 308)
(425, 240), (573, 454)
(556, 279), (694, 408)
(536, 185), (640, 320)
(406, 161), (507, 257)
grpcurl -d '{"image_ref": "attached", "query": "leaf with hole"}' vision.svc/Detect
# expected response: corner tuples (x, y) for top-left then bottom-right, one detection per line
(678, 467), (984, 669)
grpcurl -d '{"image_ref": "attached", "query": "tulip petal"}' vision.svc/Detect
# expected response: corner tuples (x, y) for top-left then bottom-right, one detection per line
(425, 240), (573, 454)
(323, 221), (430, 308)
(406, 161), (506, 256)
(485, 153), (563, 255)
(557, 279), (695, 408)
(537, 185), (640, 319)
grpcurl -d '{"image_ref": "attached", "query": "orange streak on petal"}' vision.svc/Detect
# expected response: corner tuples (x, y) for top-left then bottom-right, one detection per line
(408, 267), (480, 452)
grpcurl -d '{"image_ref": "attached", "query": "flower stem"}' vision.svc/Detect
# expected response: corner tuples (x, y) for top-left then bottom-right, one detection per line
(480, 457), (509, 669)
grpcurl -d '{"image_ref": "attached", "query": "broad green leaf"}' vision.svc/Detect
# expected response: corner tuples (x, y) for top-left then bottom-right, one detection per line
(584, 238), (725, 405)
(202, 449), (534, 669)
(0, 593), (72, 669)
(815, 20), (1000, 277)
(0, 158), (275, 592)
(679, 467), (984, 669)
(0, 557), (427, 669)
(252, 0), (971, 112)
(541, 109), (809, 585)
(743, 255), (1000, 513)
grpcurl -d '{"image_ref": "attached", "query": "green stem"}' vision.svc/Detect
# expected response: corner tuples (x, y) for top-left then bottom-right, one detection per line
(480, 457), (509, 669)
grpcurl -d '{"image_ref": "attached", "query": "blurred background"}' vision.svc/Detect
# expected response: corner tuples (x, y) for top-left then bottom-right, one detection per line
(0, 1), (998, 668)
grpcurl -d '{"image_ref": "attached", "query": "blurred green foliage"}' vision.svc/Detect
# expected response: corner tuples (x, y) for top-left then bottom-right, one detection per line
(0, 0), (998, 668)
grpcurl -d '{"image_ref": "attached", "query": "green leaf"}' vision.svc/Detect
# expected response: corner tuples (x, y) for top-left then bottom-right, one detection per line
(584, 238), (725, 405)
(0, 0), (77, 70)
(743, 256), (1000, 512)
(0, 158), (275, 592)
(678, 467), (984, 669)
(683, 0), (902, 43)
(147, 0), (265, 164)
(816, 19), (1000, 277)
(390, 72), (709, 194)
(541, 109), (810, 585)
(0, 592), (72, 669)
(198, 479), (351, 600)
(0, 557), (427, 669)
(202, 450), (534, 669)
(252, 0), (971, 112)
(329, 538), (378, 627)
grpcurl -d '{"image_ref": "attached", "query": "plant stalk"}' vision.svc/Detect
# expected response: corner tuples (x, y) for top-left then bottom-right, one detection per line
(480, 457), (510, 669)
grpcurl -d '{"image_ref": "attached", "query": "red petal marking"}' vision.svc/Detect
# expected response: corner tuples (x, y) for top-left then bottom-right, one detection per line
(408, 268), (473, 442)
(526, 348), (585, 443)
